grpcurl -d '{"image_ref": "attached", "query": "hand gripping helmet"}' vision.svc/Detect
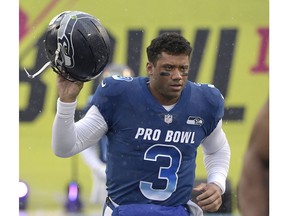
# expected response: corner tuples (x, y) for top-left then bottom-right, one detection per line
(25, 11), (111, 82)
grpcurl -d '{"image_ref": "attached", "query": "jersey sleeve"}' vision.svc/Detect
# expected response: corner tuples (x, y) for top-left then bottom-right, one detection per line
(208, 84), (224, 118)
(203, 84), (225, 135)
(90, 76), (134, 126)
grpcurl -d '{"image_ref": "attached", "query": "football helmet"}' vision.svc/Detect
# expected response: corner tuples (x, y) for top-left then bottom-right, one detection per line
(25, 11), (111, 82)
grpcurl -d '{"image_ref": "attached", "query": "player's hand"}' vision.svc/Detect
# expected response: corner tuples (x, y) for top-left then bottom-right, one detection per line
(57, 75), (84, 102)
(192, 182), (222, 212)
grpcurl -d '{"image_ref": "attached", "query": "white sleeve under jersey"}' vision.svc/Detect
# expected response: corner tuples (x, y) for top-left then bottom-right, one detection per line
(52, 98), (230, 193)
(52, 98), (108, 158)
(200, 120), (231, 194)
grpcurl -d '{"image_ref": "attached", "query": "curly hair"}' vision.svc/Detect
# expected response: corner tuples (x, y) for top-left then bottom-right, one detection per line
(146, 32), (193, 65)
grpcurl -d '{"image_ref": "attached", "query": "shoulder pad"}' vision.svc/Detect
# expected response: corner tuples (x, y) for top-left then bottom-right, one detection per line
(98, 76), (134, 96)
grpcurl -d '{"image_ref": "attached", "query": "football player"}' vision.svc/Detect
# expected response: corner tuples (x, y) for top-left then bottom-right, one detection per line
(52, 31), (231, 216)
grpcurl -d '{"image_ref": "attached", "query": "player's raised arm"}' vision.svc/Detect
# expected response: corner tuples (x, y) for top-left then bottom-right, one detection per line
(41, 11), (111, 157)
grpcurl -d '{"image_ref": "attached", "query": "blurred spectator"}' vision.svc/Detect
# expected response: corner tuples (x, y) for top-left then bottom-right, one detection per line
(237, 99), (269, 216)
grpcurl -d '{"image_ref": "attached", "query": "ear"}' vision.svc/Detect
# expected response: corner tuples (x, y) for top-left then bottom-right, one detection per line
(146, 62), (153, 75)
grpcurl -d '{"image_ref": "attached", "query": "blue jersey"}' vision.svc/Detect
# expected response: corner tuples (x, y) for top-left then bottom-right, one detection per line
(90, 76), (224, 206)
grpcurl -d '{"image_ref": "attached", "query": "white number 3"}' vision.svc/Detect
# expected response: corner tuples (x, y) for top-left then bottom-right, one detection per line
(139, 144), (182, 201)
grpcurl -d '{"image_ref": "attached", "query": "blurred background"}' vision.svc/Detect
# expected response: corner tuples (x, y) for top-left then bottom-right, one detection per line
(19, 0), (269, 215)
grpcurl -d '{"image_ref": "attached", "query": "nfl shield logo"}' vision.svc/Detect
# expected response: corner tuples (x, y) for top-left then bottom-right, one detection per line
(164, 114), (173, 124)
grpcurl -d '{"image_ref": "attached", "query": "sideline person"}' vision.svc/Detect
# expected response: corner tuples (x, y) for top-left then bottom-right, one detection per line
(237, 99), (269, 216)
(52, 32), (231, 216)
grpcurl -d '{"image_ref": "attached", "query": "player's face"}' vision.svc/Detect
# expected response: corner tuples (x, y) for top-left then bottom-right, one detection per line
(147, 52), (190, 105)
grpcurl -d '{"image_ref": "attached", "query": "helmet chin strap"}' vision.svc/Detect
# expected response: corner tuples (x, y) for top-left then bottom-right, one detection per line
(24, 30), (62, 80)
(24, 61), (51, 79)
